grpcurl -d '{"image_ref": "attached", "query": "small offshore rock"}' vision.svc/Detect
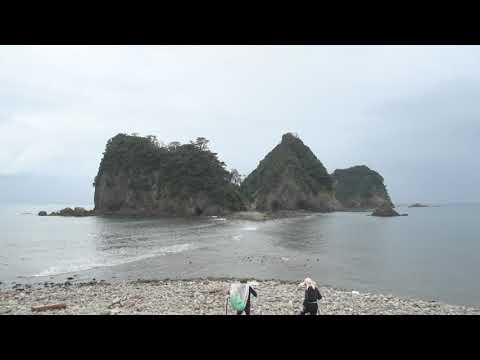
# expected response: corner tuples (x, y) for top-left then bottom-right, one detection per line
(49, 207), (94, 217)
(409, 203), (429, 208)
(371, 203), (400, 217)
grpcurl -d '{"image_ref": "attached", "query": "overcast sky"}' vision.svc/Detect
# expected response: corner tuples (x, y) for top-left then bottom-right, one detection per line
(1, 45), (479, 205)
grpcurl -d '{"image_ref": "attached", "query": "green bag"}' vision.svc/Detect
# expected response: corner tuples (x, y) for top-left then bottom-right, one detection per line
(229, 283), (248, 311)
(229, 292), (247, 311)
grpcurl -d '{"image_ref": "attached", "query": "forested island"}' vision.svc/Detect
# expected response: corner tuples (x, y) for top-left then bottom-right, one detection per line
(41, 132), (397, 217)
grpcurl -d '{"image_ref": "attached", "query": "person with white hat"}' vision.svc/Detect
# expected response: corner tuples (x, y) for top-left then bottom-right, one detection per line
(298, 277), (322, 315)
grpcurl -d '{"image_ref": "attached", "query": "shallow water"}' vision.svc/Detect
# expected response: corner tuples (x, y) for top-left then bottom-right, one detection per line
(1, 203), (480, 305)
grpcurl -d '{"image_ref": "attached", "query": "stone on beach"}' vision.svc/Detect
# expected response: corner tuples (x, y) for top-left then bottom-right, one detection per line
(31, 303), (67, 312)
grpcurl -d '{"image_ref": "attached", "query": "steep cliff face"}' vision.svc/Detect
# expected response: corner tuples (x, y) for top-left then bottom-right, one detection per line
(94, 134), (246, 216)
(240, 133), (337, 212)
(332, 165), (393, 209)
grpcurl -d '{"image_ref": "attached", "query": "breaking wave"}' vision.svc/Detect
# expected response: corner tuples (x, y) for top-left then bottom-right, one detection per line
(30, 243), (194, 277)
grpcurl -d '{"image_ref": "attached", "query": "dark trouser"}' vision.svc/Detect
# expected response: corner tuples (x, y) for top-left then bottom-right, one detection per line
(237, 300), (251, 315)
(301, 302), (318, 315)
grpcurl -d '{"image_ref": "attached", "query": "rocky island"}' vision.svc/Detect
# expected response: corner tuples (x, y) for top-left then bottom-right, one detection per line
(240, 133), (338, 212)
(332, 165), (393, 210)
(93, 134), (246, 216)
(39, 132), (399, 218)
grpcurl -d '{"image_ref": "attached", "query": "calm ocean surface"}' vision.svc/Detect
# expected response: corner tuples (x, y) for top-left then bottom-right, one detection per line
(1, 203), (479, 305)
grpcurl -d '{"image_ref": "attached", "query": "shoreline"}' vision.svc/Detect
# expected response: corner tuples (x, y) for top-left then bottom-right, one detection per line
(37, 209), (376, 221)
(2, 278), (479, 315)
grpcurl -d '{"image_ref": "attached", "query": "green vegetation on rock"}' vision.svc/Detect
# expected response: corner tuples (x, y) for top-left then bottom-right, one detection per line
(94, 133), (246, 215)
(332, 165), (393, 209)
(92, 132), (395, 217)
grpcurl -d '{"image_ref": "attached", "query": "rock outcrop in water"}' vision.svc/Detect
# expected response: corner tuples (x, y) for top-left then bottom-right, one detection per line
(409, 203), (429, 208)
(240, 133), (337, 212)
(93, 134), (246, 216)
(38, 207), (94, 217)
(49, 207), (95, 217)
(332, 165), (393, 210)
(371, 203), (400, 217)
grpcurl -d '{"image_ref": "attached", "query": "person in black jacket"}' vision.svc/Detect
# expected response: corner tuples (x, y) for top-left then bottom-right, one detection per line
(237, 281), (257, 315)
(298, 277), (322, 315)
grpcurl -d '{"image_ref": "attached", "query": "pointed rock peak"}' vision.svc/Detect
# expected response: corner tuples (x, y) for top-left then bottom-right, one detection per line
(240, 132), (335, 212)
(281, 132), (301, 144)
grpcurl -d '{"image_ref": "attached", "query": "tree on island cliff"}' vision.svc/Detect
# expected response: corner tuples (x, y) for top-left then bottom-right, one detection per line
(191, 137), (210, 151)
(168, 141), (181, 151)
(229, 169), (242, 186)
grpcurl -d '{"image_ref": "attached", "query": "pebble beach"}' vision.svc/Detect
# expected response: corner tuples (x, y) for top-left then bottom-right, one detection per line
(1, 279), (480, 315)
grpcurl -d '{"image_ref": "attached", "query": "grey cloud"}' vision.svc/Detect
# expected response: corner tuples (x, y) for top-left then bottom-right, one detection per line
(1, 46), (479, 204)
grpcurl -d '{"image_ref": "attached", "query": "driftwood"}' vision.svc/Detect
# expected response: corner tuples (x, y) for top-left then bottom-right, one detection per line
(31, 303), (67, 312)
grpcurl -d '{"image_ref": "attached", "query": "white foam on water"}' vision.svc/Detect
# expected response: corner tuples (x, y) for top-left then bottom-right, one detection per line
(242, 226), (257, 231)
(233, 235), (242, 241)
(30, 243), (194, 278)
(189, 222), (221, 230)
(32, 261), (103, 277)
